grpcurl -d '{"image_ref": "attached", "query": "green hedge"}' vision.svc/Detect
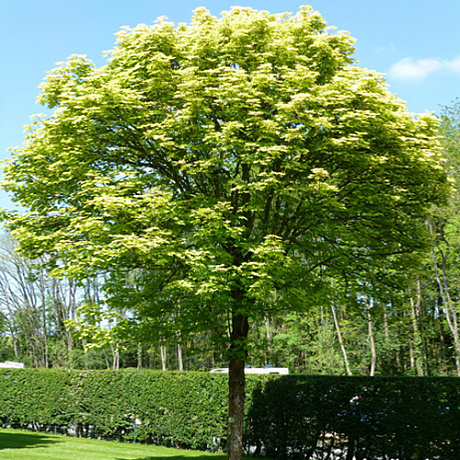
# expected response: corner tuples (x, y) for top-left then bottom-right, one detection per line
(0, 369), (75, 428)
(246, 376), (460, 460)
(0, 370), (459, 459)
(0, 369), (233, 449)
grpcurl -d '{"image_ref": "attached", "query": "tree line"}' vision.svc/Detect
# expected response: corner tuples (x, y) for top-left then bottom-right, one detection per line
(0, 235), (459, 378)
(0, 96), (459, 375)
(2, 95), (460, 378)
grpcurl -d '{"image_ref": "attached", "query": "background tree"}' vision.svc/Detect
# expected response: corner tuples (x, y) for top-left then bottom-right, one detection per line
(426, 100), (460, 375)
(1, 7), (448, 460)
(0, 235), (50, 366)
(0, 234), (115, 369)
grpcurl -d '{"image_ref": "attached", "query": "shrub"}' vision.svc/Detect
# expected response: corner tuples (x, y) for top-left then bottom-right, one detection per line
(0, 370), (459, 459)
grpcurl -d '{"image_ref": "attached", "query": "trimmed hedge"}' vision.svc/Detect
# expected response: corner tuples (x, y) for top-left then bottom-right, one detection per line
(246, 376), (460, 460)
(0, 370), (459, 459)
(0, 369), (232, 449)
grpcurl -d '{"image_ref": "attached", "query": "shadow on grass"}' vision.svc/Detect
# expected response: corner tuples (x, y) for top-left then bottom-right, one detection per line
(0, 430), (62, 450)
(0, 430), (230, 460)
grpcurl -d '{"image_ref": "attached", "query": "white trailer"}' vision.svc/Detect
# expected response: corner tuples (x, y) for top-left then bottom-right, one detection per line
(0, 361), (25, 369)
(210, 366), (288, 375)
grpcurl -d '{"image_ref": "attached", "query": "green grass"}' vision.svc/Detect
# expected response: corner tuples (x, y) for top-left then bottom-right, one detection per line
(0, 428), (226, 460)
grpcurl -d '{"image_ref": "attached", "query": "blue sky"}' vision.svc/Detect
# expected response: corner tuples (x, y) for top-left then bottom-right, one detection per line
(1, 0), (460, 210)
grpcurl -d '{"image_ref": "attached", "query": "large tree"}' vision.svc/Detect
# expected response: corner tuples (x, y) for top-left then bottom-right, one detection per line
(1, 7), (448, 459)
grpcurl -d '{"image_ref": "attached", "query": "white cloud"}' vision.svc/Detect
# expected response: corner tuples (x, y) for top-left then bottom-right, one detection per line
(389, 57), (443, 82)
(446, 56), (460, 73)
(389, 56), (460, 82)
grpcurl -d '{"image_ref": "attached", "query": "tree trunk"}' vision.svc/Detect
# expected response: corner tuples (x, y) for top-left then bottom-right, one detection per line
(383, 303), (390, 340)
(429, 221), (460, 375)
(331, 304), (352, 376)
(409, 279), (425, 376)
(112, 346), (120, 371)
(226, 312), (249, 460)
(137, 343), (143, 370)
(409, 340), (415, 369)
(160, 344), (167, 372)
(367, 312), (376, 376)
(177, 342), (184, 372)
(365, 293), (376, 377)
(41, 282), (49, 368)
(83, 339), (89, 370)
(264, 317), (273, 365)
(66, 331), (73, 369)
(6, 316), (20, 359)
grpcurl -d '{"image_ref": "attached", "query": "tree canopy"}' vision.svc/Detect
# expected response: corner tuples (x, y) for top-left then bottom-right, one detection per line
(1, 6), (449, 460)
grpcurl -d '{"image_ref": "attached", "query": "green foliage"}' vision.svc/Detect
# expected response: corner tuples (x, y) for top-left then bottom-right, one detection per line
(267, 313), (345, 375)
(1, 370), (459, 459)
(246, 376), (460, 460)
(0, 9), (451, 458)
(0, 369), (75, 427)
(0, 369), (232, 449)
(1, 6), (448, 352)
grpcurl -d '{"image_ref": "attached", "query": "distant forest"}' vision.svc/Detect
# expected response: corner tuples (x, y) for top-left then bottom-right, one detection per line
(1, 101), (460, 377)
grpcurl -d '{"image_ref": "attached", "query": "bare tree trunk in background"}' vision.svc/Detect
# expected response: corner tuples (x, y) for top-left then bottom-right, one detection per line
(368, 313), (376, 376)
(177, 342), (184, 371)
(383, 303), (390, 340)
(429, 221), (460, 376)
(331, 304), (352, 376)
(364, 293), (376, 377)
(264, 317), (273, 365)
(409, 279), (425, 376)
(3, 303), (20, 359)
(112, 347), (120, 371)
(408, 341), (415, 369)
(102, 349), (111, 369)
(64, 278), (78, 368)
(39, 272), (49, 368)
(175, 311), (183, 371)
(137, 343), (143, 370)
(160, 344), (167, 372)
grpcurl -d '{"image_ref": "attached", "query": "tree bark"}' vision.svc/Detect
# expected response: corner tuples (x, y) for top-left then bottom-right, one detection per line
(112, 346), (120, 371)
(409, 279), (425, 376)
(40, 274), (49, 368)
(331, 304), (352, 376)
(226, 312), (249, 460)
(368, 314), (376, 376)
(365, 293), (376, 377)
(177, 342), (184, 372)
(160, 344), (167, 372)
(264, 317), (273, 365)
(137, 343), (143, 370)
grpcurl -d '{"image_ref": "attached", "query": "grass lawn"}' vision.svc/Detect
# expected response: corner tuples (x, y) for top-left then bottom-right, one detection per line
(0, 428), (227, 460)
